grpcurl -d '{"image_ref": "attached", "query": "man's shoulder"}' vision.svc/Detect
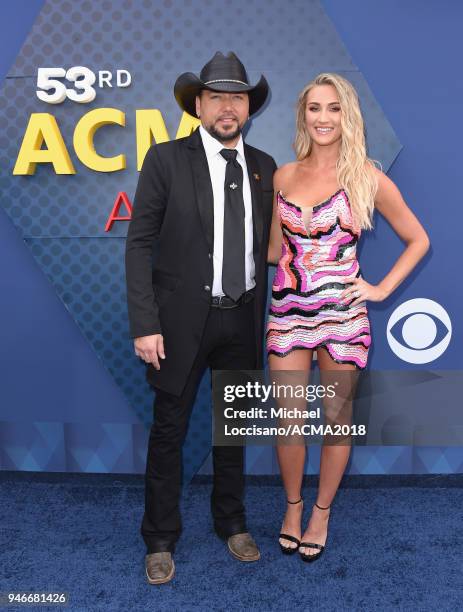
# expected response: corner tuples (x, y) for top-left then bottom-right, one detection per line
(149, 135), (190, 156)
(244, 142), (276, 168)
(140, 135), (193, 171)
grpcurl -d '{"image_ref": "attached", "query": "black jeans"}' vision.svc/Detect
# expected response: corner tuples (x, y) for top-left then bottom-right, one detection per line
(141, 298), (256, 554)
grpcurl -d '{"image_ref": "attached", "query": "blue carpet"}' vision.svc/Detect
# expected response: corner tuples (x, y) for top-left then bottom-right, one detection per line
(1, 472), (462, 611)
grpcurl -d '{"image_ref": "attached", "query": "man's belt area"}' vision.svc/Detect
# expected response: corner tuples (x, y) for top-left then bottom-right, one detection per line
(211, 288), (255, 309)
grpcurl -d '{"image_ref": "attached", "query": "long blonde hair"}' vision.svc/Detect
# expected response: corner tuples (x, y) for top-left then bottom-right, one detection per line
(294, 73), (379, 230)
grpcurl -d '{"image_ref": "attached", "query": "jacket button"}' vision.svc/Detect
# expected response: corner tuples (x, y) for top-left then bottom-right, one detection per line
(204, 285), (211, 291)
(208, 253), (212, 259)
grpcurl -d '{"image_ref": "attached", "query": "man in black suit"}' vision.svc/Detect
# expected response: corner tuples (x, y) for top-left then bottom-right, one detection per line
(125, 51), (277, 584)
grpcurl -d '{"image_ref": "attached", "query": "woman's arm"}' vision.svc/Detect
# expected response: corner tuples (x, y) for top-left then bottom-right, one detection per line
(267, 166), (286, 264)
(342, 169), (430, 306)
(267, 191), (283, 264)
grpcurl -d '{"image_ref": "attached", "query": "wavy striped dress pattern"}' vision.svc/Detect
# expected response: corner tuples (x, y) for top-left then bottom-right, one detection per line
(266, 189), (371, 368)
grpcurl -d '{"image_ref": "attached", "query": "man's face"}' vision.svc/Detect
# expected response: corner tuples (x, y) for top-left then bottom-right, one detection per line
(195, 90), (250, 143)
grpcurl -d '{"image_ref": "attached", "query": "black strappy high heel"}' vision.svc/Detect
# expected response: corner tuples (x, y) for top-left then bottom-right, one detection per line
(299, 501), (331, 562)
(279, 497), (303, 555)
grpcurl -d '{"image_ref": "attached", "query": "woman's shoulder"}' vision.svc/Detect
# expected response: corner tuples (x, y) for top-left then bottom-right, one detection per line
(365, 159), (385, 181)
(273, 161), (299, 189)
(364, 160), (402, 207)
(367, 161), (391, 188)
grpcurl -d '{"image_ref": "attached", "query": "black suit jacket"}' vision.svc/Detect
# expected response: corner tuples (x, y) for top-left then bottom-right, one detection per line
(125, 128), (277, 396)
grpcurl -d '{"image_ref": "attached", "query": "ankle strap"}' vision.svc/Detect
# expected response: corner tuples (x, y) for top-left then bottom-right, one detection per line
(314, 501), (331, 510)
(287, 497), (303, 504)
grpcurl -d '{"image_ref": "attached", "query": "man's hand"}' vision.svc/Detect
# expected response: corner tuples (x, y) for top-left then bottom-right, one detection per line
(134, 334), (165, 370)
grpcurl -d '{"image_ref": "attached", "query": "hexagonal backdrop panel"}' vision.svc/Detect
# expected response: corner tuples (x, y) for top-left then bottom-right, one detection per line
(0, 0), (401, 478)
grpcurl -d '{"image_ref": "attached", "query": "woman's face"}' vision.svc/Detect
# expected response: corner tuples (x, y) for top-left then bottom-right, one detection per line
(304, 84), (342, 146)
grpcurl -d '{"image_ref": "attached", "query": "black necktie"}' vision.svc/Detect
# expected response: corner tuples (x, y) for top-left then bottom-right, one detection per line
(220, 148), (246, 301)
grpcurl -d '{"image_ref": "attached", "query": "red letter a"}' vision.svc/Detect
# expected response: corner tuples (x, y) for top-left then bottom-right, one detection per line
(105, 192), (133, 232)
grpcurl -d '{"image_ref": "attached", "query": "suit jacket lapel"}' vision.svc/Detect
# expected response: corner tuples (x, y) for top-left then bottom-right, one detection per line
(186, 129), (214, 251)
(244, 145), (263, 260)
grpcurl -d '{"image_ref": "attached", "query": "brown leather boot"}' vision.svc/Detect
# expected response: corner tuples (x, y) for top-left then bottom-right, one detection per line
(145, 552), (175, 584)
(227, 532), (260, 562)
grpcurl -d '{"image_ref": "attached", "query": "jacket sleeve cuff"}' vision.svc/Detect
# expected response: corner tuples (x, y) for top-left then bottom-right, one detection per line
(129, 324), (163, 339)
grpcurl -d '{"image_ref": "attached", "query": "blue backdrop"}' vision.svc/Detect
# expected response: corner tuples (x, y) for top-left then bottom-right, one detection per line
(0, 0), (460, 476)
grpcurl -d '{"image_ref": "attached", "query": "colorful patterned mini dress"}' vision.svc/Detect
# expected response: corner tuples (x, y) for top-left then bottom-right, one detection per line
(266, 189), (371, 369)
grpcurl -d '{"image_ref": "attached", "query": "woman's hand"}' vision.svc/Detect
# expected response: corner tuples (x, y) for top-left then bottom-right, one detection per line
(340, 276), (388, 307)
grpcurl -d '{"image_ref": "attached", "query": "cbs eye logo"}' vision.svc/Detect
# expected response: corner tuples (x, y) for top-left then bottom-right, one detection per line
(386, 298), (451, 364)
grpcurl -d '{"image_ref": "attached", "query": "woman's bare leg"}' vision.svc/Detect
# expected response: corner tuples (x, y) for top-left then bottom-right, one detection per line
(269, 348), (313, 550)
(299, 346), (357, 557)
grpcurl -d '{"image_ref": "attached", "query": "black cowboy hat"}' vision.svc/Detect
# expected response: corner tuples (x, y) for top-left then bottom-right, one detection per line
(174, 51), (269, 117)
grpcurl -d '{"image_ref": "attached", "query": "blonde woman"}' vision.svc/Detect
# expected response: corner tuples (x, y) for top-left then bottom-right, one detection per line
(266, 73), (430, 562)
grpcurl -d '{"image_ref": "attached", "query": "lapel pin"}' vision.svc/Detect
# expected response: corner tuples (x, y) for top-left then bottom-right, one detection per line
(253, 173), (260, 181)
(229, 182), (238, 190)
